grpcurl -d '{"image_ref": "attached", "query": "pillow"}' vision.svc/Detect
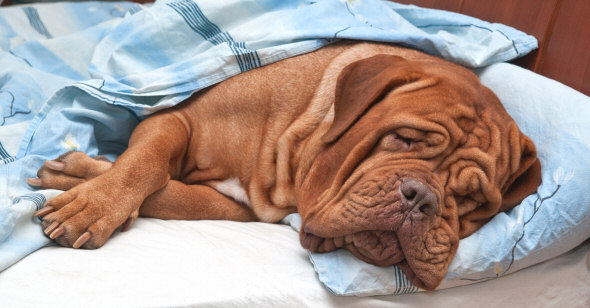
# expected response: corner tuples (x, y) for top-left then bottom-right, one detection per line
(284, 62), (590, 295)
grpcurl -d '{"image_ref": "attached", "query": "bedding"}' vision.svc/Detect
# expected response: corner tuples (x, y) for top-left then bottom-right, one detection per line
(0, 0), (588, 303)
(0, 0), (536, 272)
(0, 217), (588, 307)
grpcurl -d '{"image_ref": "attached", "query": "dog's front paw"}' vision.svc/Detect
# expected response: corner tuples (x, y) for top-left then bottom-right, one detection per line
(27, 151), (112, 191)
(33, 178), (140, 249)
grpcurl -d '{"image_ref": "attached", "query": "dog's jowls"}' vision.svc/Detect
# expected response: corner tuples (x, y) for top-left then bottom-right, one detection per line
(30, 41), (541, 290)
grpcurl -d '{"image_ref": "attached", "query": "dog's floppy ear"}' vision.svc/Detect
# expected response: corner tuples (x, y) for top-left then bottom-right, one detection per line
(500, 133), (542, 211)
(458, 95), (542, 238)
(321, 55), (422, 143)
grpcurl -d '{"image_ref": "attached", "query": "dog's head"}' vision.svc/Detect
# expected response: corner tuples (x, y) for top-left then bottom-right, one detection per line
(297, 55), (541, 290)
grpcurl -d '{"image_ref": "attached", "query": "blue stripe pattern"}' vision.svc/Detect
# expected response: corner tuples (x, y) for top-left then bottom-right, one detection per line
(13, 193), (47, 211)
(22, 7), (52, 39)
(394, 266), (419, 294)
(0, 142), (15, 165)
(166, 0), (261, 72)
(0, 157), (15, 165)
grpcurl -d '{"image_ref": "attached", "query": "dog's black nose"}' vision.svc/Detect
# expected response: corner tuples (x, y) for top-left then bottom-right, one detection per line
(401, 179), (438, 216)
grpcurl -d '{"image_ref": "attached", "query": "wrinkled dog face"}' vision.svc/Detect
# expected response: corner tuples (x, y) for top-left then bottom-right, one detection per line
(297, 55), (541, 290)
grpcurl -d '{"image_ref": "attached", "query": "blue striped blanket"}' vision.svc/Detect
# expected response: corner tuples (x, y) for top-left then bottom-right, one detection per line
(0, 0), (536, 279)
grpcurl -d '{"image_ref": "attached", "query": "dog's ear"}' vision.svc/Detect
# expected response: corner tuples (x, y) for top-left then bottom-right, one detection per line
(500, 133), (542, 211)
(457, 98), (543, 238)
(321, 55), (422, 143)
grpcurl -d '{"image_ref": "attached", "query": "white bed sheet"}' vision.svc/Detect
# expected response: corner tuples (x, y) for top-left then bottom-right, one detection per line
(0, 217), (588, 307)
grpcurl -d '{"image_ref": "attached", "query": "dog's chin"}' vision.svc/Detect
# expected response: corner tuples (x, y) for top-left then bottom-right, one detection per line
(300, 228), (449, 291)
(300, 230), (405, 266)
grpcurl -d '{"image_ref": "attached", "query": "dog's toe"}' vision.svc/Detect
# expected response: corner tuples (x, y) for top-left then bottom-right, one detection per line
(36, 178), (141, 249)
(73, 232), (92, 249)
(32, 151), (113, 191)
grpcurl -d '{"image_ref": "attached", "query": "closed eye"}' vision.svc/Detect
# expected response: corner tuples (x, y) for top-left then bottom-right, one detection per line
(377, 132), (415, 152)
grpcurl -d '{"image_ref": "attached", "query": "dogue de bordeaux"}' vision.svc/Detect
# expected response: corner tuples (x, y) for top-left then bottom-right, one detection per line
(29, 41), (541, 290)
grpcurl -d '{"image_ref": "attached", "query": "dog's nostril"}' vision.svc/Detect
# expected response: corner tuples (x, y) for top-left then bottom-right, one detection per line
(401, 178), (439, 216)
(405, 190), (417, 201)
(401, 179), (421, 201)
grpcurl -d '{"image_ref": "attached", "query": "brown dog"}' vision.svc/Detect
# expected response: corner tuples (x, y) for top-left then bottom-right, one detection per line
(29, 41), (541, 290)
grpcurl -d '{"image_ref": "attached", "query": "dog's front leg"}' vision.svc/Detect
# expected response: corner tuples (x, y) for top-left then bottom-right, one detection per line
(33, 112), (189, 249)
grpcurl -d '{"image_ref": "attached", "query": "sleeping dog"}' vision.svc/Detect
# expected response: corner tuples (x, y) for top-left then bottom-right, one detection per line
(29, 41), (541, 290)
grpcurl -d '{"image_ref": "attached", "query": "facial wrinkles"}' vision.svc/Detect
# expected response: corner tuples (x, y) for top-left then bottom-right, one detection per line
(333, 158), (433, 205)
(318, 113), (473, 226)
(439, 107), (511, 218)
(388, 98), (479, 227)
(314, 130), (385, 207)
(350, 231), (402, 259)
(310, 169), (402, 237)
(312, 122), (415, 215)
(345, 172), (405, 231)
(399, 102), (478, 178)
(398, 214), (455, 272)
(303, 85), (489, 271)
(315, 161), (442, 237)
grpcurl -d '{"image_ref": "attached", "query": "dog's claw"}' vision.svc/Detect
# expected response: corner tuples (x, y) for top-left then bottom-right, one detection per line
(73, 232), (91, 249)
(27, 178), (43, 187)
(44, 160), (65, 171)
(34, 206), (55, 217)
(44, 221), (60, 235)
(49, 226), (66, 239)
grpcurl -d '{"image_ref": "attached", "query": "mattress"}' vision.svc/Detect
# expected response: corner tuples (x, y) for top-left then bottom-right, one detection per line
(0, 218), (588, 307)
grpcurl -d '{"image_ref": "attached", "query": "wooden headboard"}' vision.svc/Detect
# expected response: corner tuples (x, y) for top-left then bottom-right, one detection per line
(395, 0), (590, 96)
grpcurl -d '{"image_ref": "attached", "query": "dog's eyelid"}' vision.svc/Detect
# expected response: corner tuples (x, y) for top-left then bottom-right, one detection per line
(395, 127), (424, 138)
(397, 134), (414, 146)
(378, 131), (415, 152)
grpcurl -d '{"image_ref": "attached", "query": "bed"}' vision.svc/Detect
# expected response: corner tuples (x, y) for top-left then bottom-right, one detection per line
(0, 0), (589, 307)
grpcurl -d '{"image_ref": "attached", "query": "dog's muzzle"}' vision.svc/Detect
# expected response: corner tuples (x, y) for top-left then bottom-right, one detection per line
(299, 166), (455, 290)
(300, 175), (441, 262)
